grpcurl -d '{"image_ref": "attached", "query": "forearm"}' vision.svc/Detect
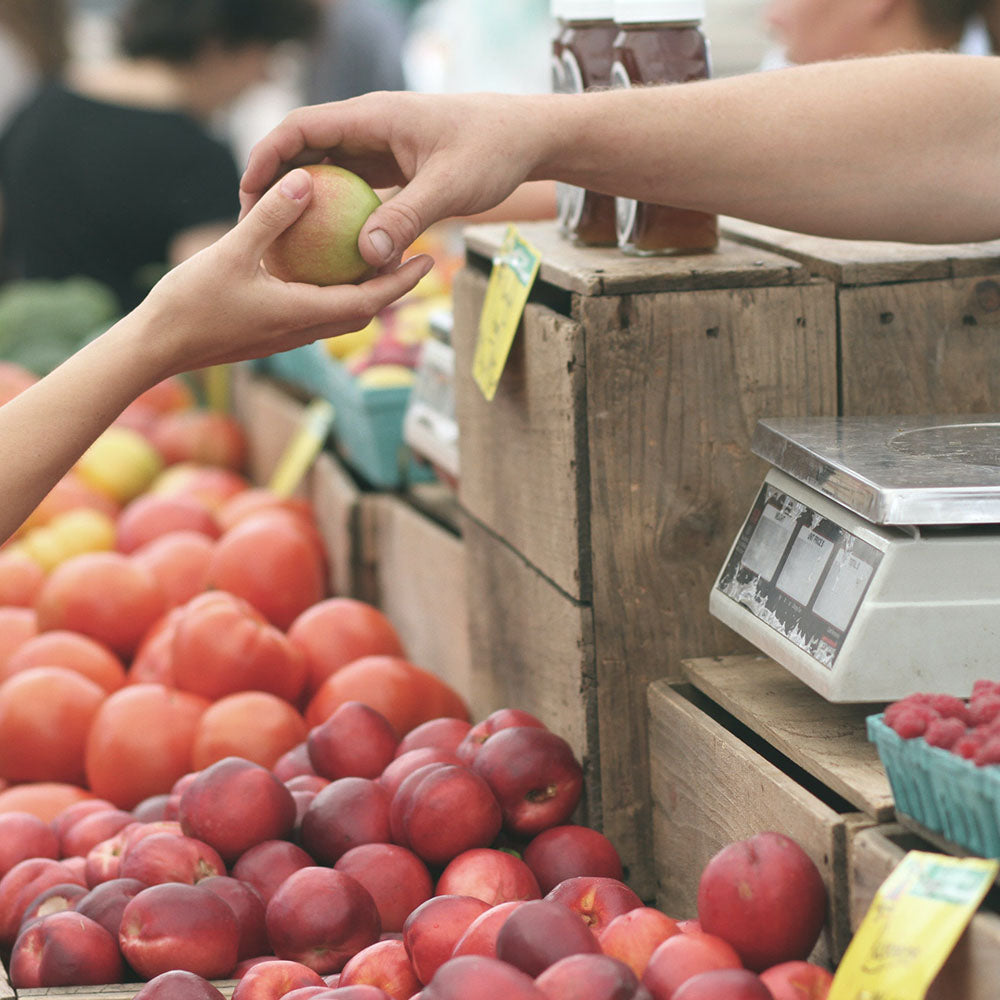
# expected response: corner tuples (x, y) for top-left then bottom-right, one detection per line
(532, 53), (1000, 243)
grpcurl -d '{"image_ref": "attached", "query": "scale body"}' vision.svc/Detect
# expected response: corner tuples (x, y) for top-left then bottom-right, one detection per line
(710, 415), (1000, 702)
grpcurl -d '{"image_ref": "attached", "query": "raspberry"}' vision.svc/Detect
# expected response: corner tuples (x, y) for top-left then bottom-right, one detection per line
(954, 731), (988, 759)
(925, 694), (971, 724)
(972, 679), (1000, 700)
(973, 737), (1000, 767)
(924, 716), (967, 750)
(889, 706), (936, 739)
(969, 693), (1000, 727)
(885, 695), (939, 730)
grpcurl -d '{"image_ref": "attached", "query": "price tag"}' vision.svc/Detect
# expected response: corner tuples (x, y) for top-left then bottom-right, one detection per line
(268, 398), (335, 498)
(472, 225), (542, 401)
(829, 850), (998, 1000)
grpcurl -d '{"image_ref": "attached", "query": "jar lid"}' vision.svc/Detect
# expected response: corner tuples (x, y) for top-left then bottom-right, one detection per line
(612, 0), (706, 22)
(561, 0), (616, 18)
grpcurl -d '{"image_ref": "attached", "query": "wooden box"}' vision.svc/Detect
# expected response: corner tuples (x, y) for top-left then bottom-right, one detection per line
(722, 219), (1000, 415)
(648, 655), (895, 964)
(452, 222), (839, 895)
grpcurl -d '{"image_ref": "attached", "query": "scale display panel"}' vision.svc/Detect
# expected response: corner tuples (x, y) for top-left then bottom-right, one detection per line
(716, 481), (883, 669)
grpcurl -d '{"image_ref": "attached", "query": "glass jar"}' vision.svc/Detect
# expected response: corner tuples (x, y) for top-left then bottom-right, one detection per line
(611, 0), (718, 255)
(558, 1), (618, 246)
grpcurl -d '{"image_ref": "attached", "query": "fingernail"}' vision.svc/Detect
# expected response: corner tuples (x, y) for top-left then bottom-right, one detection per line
(280, 169), (310, 199)
(368, 228), (394, 263)
(415, 254), (434, 279)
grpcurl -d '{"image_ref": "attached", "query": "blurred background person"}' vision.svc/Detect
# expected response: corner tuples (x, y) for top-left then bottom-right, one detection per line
(761, 0), (992, 68)
(0, 0), (318, 312)
(0, 0), (70, 132)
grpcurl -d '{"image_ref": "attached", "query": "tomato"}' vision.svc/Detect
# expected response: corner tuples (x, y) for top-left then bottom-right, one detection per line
(287, 598), (407, 698)
(131, 530), (215, 609)
(148, 410), (247, 470)
(2, 629), (126, 692)
(170, 591), (307, 704)
(128, 610), (179, 686)
(0, 606), (38, 676)
(34, 551), (167, 658)
(0, 552), (45, 607)
(84, 683), (210, 810)
(115, 494), (220, 554)
(216, 488), (318, 534)
(0, 666), (107, 785)
(0, 783), (93, 822)
(207, 511), (327, 631)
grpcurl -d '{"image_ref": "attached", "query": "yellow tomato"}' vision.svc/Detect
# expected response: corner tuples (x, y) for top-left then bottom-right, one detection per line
(75, 427), (164, 503)
(15, 508), (117, 571)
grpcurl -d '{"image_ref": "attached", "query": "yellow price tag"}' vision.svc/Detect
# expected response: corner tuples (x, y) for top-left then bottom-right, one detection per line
(830, 850), (998, 1000)
(268, 398), (335, 498)
(472, 225), (542, 401)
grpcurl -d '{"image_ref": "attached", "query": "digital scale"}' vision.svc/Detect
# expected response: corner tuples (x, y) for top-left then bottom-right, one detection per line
(710, 415), (1000, 703)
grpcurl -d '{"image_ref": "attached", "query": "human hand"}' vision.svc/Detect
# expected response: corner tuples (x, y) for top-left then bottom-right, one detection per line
(136, 167), (434, 380)
(239, 91), (551, 272)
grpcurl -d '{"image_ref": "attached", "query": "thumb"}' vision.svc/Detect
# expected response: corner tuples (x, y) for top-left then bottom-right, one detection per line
(358, 173), (452, 269)
(233, 168), (313, 261)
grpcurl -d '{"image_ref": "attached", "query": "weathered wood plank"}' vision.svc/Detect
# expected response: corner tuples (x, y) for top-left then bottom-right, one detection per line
(310, 450), (364, 599)
(683, 655), (895, 822)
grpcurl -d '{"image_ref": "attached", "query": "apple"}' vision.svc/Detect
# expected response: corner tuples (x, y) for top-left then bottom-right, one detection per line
(75, 876), (147, 938)
(118, 831), (226, 885)
(450, 900), (525, 960)
(0, 857), (86, 949)
(759, 960), (833, 1000)
(395, 718), (472, 758)
(402, 895), (491, 984)
(456, 710), (547, 766)
(435, 848), (541, 906)
(696, 832), (828, 972)
(535, 953), (653, 1000)
(334, 843), (433, 934)
(523, 825), (624, 895)
(544, 876), (643, 936)
(263, 164), (382, 286)
(0, 811), (60, 877)
(9, 910), (125, 988)
(230, 958), (327, 1000)
(421, 955), (545, 999)
(199, 875), (270, 961)
(379, 748), (463, 799)
(119, 881), (241, 980)
(266, 866), (381, 974)
(308, 701), (400, 780)
(300, 777), (392, 866)
(671, 969), (774, 1000)
(338, 938), (421, 998)
(133, 969), (228, 1000)
(230, 839), (315, 904)
(640, 931), (743, 1000)
(471, 727), (583, 836)
(598, 907), (681, 979)
(178, 756), (297, 864)
(495, 898), (601, 977)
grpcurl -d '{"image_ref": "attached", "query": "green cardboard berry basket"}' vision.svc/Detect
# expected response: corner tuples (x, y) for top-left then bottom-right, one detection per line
(867, 714), (1000, 858)
(262, 341), (433, 490)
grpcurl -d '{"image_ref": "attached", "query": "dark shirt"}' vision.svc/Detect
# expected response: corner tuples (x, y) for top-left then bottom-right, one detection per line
(0, 83), (239, 311)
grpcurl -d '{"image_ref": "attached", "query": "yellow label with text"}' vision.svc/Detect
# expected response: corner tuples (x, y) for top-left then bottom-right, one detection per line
(829, 850), (998, 1000)
(268, 398), (335, 498)
(472, 225), (542, 401)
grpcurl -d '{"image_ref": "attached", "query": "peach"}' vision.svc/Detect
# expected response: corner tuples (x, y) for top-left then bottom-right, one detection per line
(456, 710), (548, 766)
(119, 831), (225, 885)
(230, 839), (315, 904)
(300, 777), (392, 865)
(134, 970), (228, 999)
(178, 756), (297, 864)
(231, 958), (327, 1000)
(641, 931), (743, 1000)
(496, 898), (601, 977)
(759, 960), (833, 1000)
(75, 877), (147, 938)
(391, 764), (502, 866)
(535, 953), (651, 1000)
(334, 843), (433, 934)
(471, 728), (583, 836)
(119, 881), (241, 980)
(524, 825), (624, 895)
(266, 866), (381, 975)
(436, 848), (541, 906)
(421, 955), (544, 999)
(402, 895), (491, 984)
(379, 748), (462, 799)
(308, 701), (400, 780)
(450, 900), (525, 959)
(9, 910), (124, 988)
(545, 877), (643, 936)
(671, 968), (774, 1000)
(200, 875), (270, 961)
(0, 811), (59, 877)
(0, 857), (86, 949)
(395, 718), (471, 758)
(338, 938), (421, 999)
(598, 907), (681, 979)
(696, 832), (828, 972)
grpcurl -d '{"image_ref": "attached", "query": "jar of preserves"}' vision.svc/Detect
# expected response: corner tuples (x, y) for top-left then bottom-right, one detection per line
(611, 0), (718, 255)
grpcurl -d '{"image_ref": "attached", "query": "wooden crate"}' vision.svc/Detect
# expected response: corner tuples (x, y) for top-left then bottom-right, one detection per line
(849, 824), (1000, 1000)
(722, 219), (1000, 414)
(11, 984), (237, 1000)
(648, 654), (895, 963)
(452, 221), (839, 896)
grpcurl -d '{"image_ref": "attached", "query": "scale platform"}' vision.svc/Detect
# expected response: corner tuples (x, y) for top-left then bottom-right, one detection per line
(710, 415), (1000, 703)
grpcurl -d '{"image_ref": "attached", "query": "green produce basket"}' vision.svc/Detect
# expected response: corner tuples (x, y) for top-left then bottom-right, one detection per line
(262, 341), (433, 490)
(867, 714), (1000, 858)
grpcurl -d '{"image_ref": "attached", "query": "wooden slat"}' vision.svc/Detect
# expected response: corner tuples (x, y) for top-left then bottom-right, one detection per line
(463, 222), (813, 296)
(310, 450), (364, 599)
(648, 681), (859, 963)
(682, 655), (895, 822)
(15, 981), (236, 1000)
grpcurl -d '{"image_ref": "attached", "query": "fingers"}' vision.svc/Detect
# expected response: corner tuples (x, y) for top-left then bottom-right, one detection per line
(230, 169), (313, 261)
